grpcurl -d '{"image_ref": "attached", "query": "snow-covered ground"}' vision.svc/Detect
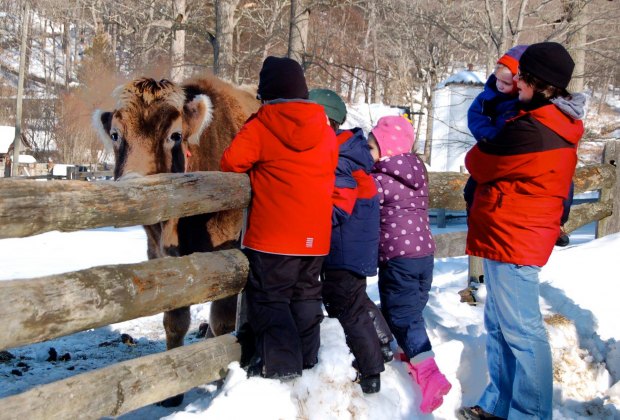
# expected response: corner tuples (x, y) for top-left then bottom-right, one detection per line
(0, 223), (618, 419)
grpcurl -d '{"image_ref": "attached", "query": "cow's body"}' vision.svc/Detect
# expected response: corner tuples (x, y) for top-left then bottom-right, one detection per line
(94, 76), (259, 405)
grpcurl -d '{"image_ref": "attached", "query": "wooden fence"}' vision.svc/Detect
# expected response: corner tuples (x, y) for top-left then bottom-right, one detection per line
(0, 142), (618, 417)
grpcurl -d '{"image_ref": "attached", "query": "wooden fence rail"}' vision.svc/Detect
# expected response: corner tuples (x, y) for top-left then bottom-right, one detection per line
(0, 334), (241, 419)
(0, 249), (248, 351)
(0, 171), (250, 239)
(429, 163), (617, 258)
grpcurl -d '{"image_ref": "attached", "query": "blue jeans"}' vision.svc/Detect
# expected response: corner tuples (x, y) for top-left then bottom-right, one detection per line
(478, 259), (552, 420)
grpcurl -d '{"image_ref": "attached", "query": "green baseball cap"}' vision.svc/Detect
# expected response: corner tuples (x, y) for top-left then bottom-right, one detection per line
(309, 88), (347, 124)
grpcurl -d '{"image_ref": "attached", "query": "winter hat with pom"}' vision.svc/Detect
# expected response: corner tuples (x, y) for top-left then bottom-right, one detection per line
(497, 44), (528, 75)
(519, 42), (575, 89)
(257, 56), (309, 101)
(370, 115), (415, 158)
(308, 89), (347, 124)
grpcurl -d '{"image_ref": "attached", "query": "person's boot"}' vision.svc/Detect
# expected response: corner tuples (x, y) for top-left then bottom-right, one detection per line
(410, 356), (452, 413)
(456, 405), (505, 419)
(556, 227), (570, 247)
(380, 343), (394, 363)
(357, 372), (381, 394)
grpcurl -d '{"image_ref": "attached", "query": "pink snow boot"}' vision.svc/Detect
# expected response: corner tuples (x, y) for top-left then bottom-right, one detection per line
(398, 353), (451, 413)
(411, 357), (452, 413)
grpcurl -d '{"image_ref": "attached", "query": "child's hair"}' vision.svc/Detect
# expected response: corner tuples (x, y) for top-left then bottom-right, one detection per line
(370, 116), (415, 158)
(518, 69), (570, 100)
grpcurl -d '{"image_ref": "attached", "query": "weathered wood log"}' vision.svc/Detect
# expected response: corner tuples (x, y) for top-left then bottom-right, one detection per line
(0, 171), (250, 239)
(433, 231), (467, 258)
(0, 249), (248, 351)
(564, 201), (613, 234)
(572, 163), (616, 194)
(0, 334), (241, 419)
(427, 164), (615, 210)
(428, 172), (468, 210)
(597, 142), (620, 237)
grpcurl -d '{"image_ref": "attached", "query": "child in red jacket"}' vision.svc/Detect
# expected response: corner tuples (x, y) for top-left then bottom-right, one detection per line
(221, 56), (338, 380)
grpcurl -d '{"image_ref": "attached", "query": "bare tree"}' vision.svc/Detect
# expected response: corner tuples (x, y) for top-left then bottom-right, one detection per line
(288, 0), (309, 64)
(214, 0), (240, 80)
(170, 0), (187, 82)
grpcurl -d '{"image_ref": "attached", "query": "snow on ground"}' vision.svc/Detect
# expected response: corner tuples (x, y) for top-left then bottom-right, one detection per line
(1, 223), (619, 419)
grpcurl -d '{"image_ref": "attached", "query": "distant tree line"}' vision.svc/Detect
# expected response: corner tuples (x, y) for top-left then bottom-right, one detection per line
(0, 0), (618, 164)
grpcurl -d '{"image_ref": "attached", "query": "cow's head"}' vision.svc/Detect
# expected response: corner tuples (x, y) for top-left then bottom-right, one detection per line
(93, 78), (213, 180)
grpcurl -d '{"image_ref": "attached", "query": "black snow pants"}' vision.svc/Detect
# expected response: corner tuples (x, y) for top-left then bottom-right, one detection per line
(245, 249), (324, 378)
(321, 269), (385, 376)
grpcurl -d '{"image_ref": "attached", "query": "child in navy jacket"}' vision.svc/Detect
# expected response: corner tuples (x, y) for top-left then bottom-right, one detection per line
(310, 88), (392, 394)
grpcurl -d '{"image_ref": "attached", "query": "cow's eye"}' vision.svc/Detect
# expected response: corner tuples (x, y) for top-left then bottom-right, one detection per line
(170, 132), (182, 143)
(110, 131), (119, 142)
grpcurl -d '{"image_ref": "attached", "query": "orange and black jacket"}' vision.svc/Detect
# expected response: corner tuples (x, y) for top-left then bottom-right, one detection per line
(465, 99), (584, 266)
(220, 100), (338, 256)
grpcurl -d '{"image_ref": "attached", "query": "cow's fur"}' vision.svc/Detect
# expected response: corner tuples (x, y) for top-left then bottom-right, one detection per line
(93, 76), (259, 404)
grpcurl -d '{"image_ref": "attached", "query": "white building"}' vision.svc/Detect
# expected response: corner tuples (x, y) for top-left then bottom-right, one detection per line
(429, 70), (485, 172)
(0, 125), (31, 155)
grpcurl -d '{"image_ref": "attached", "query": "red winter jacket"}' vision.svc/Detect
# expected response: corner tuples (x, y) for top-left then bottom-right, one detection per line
(465, 102), (583, 266)
(220, 100), (338, 255)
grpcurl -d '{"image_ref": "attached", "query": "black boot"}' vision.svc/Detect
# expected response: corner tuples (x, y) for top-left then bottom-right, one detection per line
(157, 393), (184, 408)
(380, 343), (394, 363)
(356, 372), (380, 394)
(555, 230), (570, 247)
(456, 406), (505, 420)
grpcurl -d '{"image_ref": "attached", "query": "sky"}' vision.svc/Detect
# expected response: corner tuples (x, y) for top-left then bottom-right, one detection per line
(0, 223), (618, 420)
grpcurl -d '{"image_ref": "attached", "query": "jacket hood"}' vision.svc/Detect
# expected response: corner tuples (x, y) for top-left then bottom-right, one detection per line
(527, 102), (584, 145)
(257, 100), (330, 151)
(373, 153), (424, 190)
(337, 128), (375, 173)
(551, 92), (587, 120)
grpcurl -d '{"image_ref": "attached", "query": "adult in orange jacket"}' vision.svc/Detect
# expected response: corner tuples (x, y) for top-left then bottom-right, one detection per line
(458, 43), (585, 420)
(221, 56), (338, 379)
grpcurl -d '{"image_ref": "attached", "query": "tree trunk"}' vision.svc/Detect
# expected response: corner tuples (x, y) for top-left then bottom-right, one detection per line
(565, 0), (587, 93)
(423, 83), (435, 164)
(171, 0), (186, 82)
(215, 0), (239, 80)
(63, 19), (72, 88)
(12, 0), (30, 177)
(287, 0), (309, 64)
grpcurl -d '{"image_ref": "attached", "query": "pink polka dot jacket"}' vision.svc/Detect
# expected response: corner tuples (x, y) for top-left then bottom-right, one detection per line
(371, 153), (436, 263)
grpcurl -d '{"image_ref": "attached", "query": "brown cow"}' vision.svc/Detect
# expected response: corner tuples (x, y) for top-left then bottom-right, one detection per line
(93, 76), (259, 406)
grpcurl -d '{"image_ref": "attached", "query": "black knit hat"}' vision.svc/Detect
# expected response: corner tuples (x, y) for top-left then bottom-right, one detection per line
(519, 42), (575, 89)
(257, 56), (309, 101)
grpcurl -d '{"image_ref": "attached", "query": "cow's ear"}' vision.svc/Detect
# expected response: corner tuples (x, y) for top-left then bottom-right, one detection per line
(93, 110), (114, 152)
(183, 94), (213, 145)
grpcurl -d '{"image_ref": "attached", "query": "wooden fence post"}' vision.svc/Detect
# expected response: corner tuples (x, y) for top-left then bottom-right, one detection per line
(597, 141), (620, 237)
(459, 256), (483, 305)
